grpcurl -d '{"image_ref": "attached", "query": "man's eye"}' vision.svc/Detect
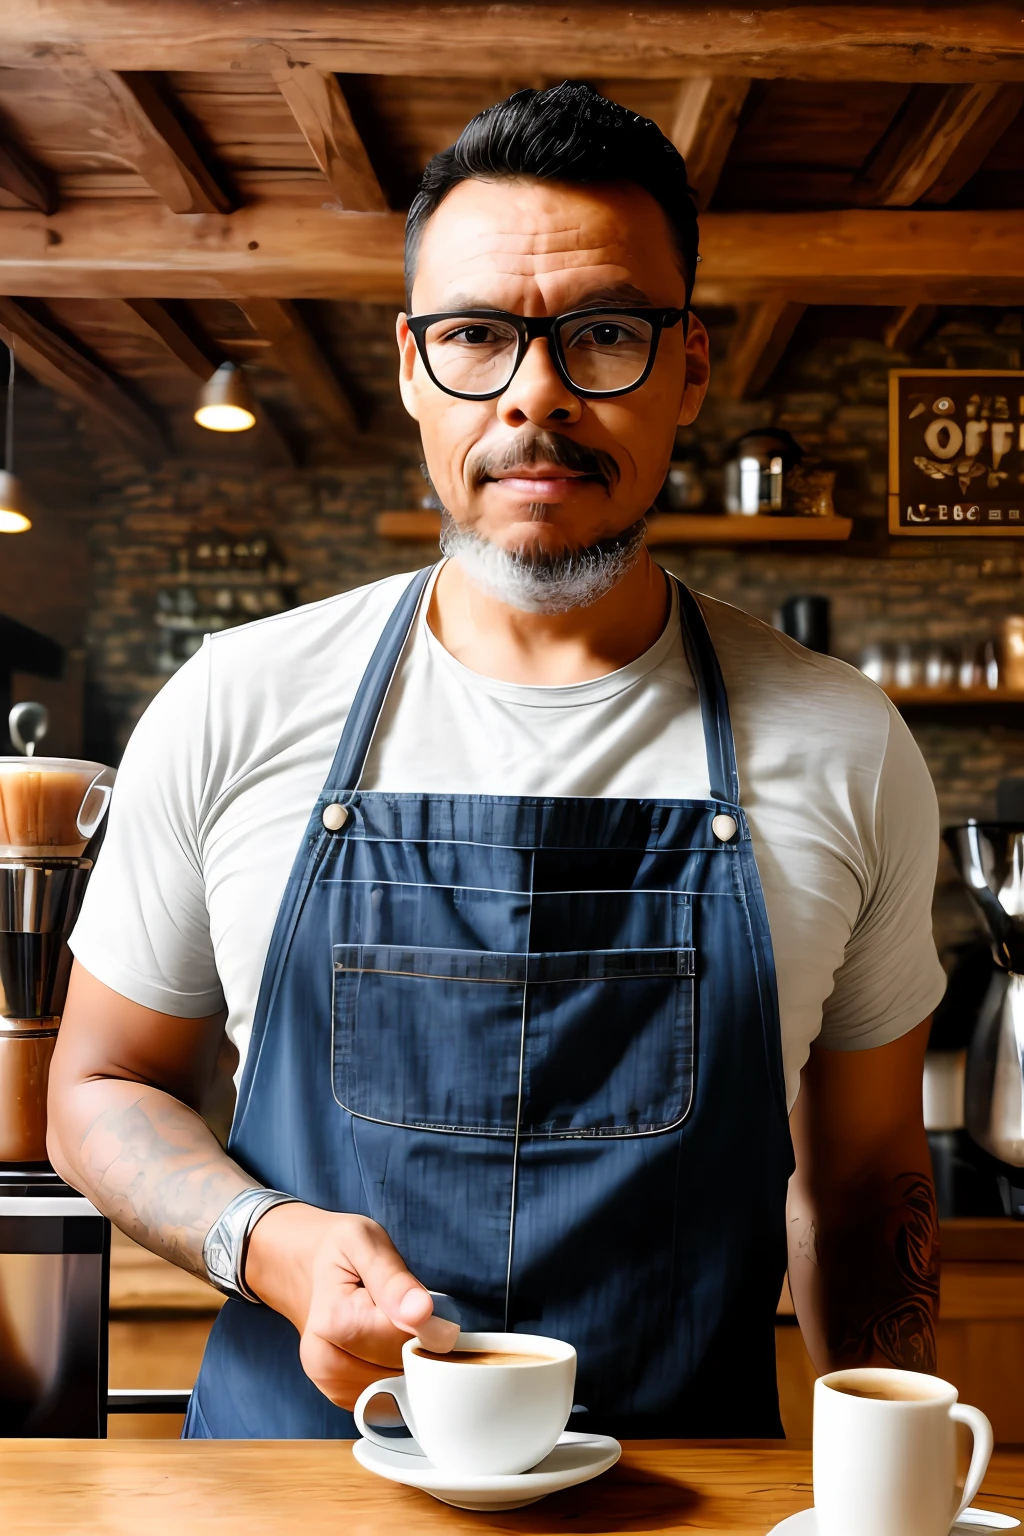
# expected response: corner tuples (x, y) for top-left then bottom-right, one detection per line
(449, 325), (501, 345)
(590, 324), (626, 346)
(572, 322), (642, 348)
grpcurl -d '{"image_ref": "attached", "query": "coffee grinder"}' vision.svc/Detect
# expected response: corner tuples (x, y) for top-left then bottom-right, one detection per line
(0, 707), (115, 1434)
(945, 820), (1024, 1218)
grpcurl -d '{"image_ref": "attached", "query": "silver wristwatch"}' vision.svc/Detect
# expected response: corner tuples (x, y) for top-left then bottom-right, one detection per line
(202, 1187), (298, 1303)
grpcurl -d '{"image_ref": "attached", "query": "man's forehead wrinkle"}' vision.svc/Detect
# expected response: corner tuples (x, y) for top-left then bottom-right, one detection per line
(451, 227), (623, 259)
(434, 278), (655, 313)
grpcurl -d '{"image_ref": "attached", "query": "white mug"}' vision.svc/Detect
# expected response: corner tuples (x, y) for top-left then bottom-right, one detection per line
(353, 1331), (576, 1476)
(814, 1367), (993, 1536)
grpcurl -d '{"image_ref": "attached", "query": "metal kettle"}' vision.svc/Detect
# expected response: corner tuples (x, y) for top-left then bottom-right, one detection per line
(944, 824), (1024, 1196)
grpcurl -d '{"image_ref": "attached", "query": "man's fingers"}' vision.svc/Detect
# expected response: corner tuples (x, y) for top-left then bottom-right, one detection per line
(348, 1222), (440, 1338)
(415, 1315), (460, 1353)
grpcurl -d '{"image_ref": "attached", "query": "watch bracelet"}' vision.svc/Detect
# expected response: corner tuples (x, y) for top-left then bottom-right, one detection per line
(202, 1187), (298, 1303)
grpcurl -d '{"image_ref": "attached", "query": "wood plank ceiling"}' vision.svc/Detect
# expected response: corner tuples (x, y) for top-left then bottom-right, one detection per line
(0, 2), (1023, 461)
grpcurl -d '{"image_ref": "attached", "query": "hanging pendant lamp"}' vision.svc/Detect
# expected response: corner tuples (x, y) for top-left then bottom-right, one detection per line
(194, 362), (257, 432)
(0, 343), (31, 534)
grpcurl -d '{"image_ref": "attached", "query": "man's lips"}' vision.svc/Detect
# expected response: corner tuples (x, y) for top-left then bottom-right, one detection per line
(485, 465), (604, 498)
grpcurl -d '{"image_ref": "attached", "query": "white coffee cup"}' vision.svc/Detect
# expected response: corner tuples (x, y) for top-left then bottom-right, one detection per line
(353, 1331), (576, 1476)
(814, 1367), (993, 1536)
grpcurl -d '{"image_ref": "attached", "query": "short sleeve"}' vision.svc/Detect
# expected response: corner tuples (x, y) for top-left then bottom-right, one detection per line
(69, 640), (224, 1018)
(817, 703), (947, 1050)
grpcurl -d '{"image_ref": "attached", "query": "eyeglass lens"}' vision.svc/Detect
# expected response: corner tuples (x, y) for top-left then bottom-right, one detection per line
(421, 313), (656, 397)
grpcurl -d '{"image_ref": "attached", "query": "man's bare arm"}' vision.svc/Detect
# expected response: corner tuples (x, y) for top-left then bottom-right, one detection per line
(47, 962), (257, 1277)
(787, 1017), (939, 1374)
(47, 963), (457, 1406)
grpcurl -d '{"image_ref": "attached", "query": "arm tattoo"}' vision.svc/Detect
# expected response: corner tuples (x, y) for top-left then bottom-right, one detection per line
(78, 1089), (257, 1279)
(824, 1171), (939, 1372)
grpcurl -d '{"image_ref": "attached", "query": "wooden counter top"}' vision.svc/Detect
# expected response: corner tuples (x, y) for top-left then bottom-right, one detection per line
(2, 1441), (1022, 1535)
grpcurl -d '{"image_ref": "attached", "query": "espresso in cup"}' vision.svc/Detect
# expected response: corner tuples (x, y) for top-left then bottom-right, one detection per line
(814, 1367), (993, 1536)
(413, 1348), (556, 1367)
(354, 1331), (576, 1476)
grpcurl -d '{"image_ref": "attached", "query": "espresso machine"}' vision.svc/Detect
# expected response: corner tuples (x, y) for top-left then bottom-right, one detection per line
(0, 706), (116, 1434)
(945, 819), (1024, 1219)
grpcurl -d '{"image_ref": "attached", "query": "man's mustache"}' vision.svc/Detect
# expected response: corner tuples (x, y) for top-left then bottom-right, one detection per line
(467, 431), (620, 490)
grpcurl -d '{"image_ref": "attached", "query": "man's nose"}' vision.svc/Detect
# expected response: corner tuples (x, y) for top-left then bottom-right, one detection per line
(496, 336), (582, 428)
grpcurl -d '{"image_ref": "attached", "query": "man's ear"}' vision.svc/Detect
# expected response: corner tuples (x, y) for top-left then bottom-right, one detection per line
(678, 311), (710, 427)
(396, 313), (422, 422)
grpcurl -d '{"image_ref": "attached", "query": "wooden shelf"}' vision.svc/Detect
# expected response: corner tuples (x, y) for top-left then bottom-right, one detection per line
(885, 686), (1024, 706)
(647, 514), (853, 544)
(376, 511), (854, 544)
(166, 568), (301, 587)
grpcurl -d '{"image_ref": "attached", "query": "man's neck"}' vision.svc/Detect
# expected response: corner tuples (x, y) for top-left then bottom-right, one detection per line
(427, 548), (671, 686)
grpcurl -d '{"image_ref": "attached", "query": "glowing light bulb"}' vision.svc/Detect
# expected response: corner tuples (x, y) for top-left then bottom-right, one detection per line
(194, 363), (257, 433)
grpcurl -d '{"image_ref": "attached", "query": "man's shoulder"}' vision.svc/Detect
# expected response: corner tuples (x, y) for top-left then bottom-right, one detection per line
(695, 590), (895, 748)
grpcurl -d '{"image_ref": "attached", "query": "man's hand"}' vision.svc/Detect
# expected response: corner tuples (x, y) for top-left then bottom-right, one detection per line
(245, 1203), (459, 1407)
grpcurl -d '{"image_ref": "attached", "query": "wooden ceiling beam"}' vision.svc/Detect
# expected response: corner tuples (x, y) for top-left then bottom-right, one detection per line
(668, 78), (750, 211)
(236, 298), (358, 440)
(3, 205), (1024, 308)
(0, 298), (165, 460)
(260, 52), (387, 212)
(0, 128), (57, 216)
(0, 199), (407, 302)
(721, 299), (807, 400)
(78, 70), (233, 215)
(883, 303), (938, 352)
(121, 298), (218, 378)
(3, 5), (1024, 82)
(858, 83), (1024, 207)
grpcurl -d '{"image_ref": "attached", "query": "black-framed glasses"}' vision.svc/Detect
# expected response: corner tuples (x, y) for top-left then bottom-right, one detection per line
(406, 306), (688, 401)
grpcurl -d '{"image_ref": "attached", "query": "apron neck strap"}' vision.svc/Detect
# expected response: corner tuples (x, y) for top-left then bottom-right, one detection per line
(324, 565), (740, 808)
(673, 577), (741, 806)
(326, 564), (435, 796)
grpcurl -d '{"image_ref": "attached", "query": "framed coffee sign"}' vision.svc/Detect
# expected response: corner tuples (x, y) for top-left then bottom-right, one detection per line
(889, 369), (1024, 536)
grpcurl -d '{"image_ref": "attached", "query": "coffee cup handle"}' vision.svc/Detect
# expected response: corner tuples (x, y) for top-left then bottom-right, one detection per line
(950, 1402), (994, 1524)
(77, 767), (116, 840)
(353, 1375), (424, 1457)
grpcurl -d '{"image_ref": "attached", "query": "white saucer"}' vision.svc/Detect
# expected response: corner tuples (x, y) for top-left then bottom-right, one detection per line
(352, 1428), (621, 1510)
(769, 1508), (1020, 1533)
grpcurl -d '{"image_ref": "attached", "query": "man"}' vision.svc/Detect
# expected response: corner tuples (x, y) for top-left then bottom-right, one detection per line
(48, 83), (946, 1439)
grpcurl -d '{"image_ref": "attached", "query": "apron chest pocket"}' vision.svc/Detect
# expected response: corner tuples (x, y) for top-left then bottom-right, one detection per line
(332, 943), (696, 1137)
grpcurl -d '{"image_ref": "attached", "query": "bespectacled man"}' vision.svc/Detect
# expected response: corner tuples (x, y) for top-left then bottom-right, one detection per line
(49, 83), (944, 1438)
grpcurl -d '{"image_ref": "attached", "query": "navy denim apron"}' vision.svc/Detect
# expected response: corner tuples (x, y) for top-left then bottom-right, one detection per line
(184, 566), (794, 1440)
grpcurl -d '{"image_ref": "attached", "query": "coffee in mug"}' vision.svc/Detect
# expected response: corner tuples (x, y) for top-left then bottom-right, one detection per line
(814, 1367), (993, 1536)
(829, 1378), (940, 1401)
(354, 1331), (576, 1476)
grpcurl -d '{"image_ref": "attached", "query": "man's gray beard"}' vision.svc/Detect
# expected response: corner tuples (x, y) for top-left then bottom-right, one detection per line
(438, 511), (647, 615)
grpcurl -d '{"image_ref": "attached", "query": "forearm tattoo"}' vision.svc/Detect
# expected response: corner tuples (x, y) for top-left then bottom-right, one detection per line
(77, 1090), (257, 1278)
(823, 1171), (939, 1372)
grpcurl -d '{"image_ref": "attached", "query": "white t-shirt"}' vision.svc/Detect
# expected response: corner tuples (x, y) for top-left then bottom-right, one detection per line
(71, 567), (947, 1111)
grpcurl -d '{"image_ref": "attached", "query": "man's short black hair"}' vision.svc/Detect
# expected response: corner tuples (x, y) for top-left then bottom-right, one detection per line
(404, 81), (699, 308)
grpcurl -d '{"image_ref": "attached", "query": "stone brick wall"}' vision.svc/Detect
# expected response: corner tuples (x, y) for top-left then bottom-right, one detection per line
(5, 306), (1024, 964)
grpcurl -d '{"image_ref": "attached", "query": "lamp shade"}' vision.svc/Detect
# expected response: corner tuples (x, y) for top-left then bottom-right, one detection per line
(0, 469), (31, 533)
(194, 363), (257, 432)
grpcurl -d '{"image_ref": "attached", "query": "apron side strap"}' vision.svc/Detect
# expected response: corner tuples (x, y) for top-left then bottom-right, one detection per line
(324, 565), (436, 796)
(673, 577), (741, 806)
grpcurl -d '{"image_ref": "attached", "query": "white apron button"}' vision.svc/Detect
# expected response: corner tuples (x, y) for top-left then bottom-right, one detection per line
(711, 813), (738, 843)
(322, 803), (349, 832)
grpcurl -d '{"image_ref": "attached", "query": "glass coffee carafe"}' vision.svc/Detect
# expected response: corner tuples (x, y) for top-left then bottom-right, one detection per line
(945, 822), (1024, 1216)
(0, 749), (114, 1162)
